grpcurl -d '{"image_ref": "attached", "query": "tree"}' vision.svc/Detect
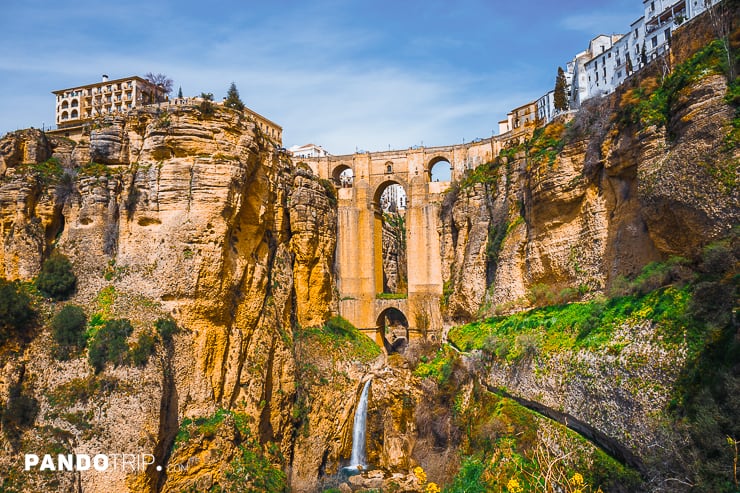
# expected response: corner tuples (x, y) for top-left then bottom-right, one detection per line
(88, 318), (133, 373)
(553, 66), (569, 112)
(224, 82), (245, 111)
(199, 92), (215, 117)
(177, 86), (183, 99)
(641, 42), (648, 66)
(0, 278), (32, 342)
(36, 252), (76, 300)
(626, 52), (634, 75)
(145, 73), (174, 102)
(51, 304), (87, 351)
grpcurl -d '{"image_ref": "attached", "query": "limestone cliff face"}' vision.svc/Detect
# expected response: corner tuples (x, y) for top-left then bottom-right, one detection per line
(440, 73), (738, 322)
(438, 39), (738, 492)
(0, 105), (339, 492)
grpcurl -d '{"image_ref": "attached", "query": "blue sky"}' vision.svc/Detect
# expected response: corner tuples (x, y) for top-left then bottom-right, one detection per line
(0, 0), (639, 155)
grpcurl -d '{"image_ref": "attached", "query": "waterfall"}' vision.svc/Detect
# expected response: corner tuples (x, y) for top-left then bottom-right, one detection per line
(349, 379), (372, 468)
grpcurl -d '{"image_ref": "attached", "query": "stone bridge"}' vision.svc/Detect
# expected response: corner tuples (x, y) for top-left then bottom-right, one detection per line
(300, 139), (504, 348)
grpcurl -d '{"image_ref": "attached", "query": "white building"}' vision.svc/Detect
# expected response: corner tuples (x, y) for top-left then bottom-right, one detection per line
(536, 90), (556, 124)
(583, 34), (625, 99)
(498, 0), (721, 132)
(581, 0), (719, 101)
(289, 143), (331, 158)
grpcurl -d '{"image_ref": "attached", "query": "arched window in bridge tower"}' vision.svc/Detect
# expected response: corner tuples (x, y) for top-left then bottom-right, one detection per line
(386, 162), (393, 174)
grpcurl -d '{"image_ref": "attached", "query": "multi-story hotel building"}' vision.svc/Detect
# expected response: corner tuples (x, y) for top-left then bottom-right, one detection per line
(52, 75), (166, 129)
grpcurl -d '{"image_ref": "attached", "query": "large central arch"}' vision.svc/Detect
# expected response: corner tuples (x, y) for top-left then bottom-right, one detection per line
(372, 180), (408, 296)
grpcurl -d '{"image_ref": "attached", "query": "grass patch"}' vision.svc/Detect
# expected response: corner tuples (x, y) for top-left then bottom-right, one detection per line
(526, 122), (567, 166)
(376, 292), (407, 300)
(298, 316), (380, 363)
(449, 286), (699, 360)
(18, 157), (63, 184)
(414, 345), (457, 384)
(79, 162), (114, 177)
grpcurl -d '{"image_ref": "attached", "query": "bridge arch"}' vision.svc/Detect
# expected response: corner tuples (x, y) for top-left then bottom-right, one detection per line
(331, 163), (353, 187)
(427, 156), (452, 182)
(376, 307), (409, 353)
(372, 178), (408, 209)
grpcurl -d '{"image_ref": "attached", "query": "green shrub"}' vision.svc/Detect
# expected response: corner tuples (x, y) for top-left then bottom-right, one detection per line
(0, 278), (33, 342)
(130, 330), (156, 366)
(319, 178), (338, 207)
(0, 383), (38, 442)
(88, 319), (133, 373)
(155, 317), (178, 343)
(51, 304), (87, 359)
(36, 253), (76, 300)
(444, 457), (489, 493)
(224, 445), (288, 492)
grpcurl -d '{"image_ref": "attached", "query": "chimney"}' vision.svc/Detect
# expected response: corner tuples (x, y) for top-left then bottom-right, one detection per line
(102, 74), (109, 82)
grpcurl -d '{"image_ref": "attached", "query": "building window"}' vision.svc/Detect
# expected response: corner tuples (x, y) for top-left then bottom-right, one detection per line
(71, 109), (78, 119)
(651, 36), (658, 48)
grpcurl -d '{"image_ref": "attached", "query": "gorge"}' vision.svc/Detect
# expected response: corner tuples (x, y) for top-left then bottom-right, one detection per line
(0, 7), (738, 493)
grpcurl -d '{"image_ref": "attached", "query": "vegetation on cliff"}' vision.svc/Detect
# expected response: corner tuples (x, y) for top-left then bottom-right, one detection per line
(297, 316), (380, 364)
(35, 252), (76, 300)
(413, 347), (641, 492)
(175, 409), (288, 492)
(0, 279), (33, 343)
(446, 233), (738, 491)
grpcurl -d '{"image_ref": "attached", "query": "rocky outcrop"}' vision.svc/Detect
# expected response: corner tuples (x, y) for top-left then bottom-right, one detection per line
(0, 128), (51, 174)
(290, 170), (338, 328)
(0, 105), (340, 492)
(440, 72), (738, 323)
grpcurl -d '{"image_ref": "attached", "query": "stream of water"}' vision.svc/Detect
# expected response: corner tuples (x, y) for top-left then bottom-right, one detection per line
(348, 378), (372, 469)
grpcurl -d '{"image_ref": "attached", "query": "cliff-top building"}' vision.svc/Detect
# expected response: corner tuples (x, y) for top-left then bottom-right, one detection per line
(50, 74), (283, 145)
(52, 75), (166, 130)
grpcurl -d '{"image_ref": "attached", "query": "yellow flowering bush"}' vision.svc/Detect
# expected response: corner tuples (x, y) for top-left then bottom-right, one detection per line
(507, 478), (523, 493)
(426, 482), (441, 493)
(413, 466), (427, 483)
(570, 472), (584, 487)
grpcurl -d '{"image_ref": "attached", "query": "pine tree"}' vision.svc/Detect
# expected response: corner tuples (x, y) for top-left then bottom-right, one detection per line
(626, 53), (633, 75)
(225, 82), (245, 111)
(641, 42), (648, 66)
(177, 86), (183, 98)
(553, 66), (568, 112)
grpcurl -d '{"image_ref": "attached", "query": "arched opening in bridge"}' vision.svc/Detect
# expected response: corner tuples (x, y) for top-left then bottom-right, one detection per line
(332, 164), (354, 188)
(428, 157), (452, 182)
(377, 307), (409, 353)
(373, 181), (408, 297)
